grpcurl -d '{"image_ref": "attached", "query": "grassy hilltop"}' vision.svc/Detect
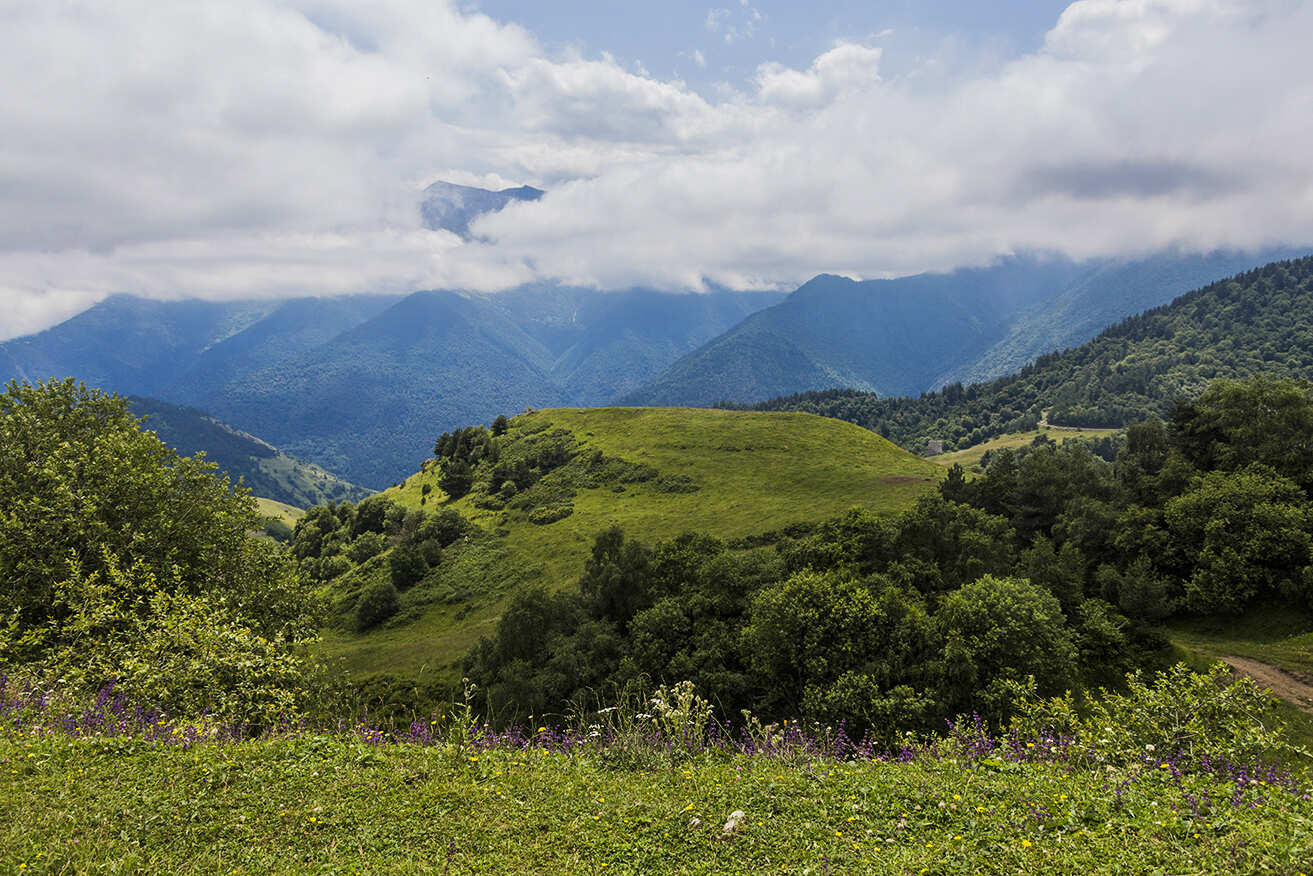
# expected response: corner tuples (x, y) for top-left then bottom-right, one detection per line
(315, 407), (943, 680)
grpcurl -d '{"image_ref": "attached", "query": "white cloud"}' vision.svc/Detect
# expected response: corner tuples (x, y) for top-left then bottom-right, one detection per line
(755, 43), (883, 106)
(0, 0), (1311, 338)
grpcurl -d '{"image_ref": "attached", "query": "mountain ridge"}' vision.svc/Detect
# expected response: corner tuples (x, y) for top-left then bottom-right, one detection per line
(0, 286), (782, 486)
(625, 248), (1305, 407)
(745, 254), (1313, 452)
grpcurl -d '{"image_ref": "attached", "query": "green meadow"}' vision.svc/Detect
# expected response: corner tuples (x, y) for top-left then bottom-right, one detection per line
(316, 408), (943, 681)
(3, 733), (1308, 875)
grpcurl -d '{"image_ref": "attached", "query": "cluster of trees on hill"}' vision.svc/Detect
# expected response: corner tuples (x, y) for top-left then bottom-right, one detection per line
(430, 417), (669, 524)
(943, 376), (1313, 617)
(467, 375), (1313, 735)
(735, 257), (1313, 453)
(290, 497), (472, 630)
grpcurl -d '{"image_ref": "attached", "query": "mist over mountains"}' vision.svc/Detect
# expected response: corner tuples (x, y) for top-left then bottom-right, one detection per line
(1, 178), (1301, 491)
(420, 180), (545, 239)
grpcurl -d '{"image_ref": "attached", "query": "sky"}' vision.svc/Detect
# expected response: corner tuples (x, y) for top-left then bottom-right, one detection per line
(1, 0), (1311, 339)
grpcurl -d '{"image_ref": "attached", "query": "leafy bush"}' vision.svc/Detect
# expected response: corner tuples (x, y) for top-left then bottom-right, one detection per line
(528, 503), (573, 525)
(1009, 662), (1299, 767)
(935, 575), (1078, 719)
(389, 545), (428, 590)
(355, 580), (401, 631)
(9, 550), (315, 727)
(348, 531), (387, 563)
(0, 379), (320, 724)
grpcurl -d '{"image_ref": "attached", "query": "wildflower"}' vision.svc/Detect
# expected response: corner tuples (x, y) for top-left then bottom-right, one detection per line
(1021, 840), (1032, 848)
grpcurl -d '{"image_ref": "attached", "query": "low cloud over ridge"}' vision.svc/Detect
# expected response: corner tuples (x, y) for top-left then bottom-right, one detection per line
(1, 0), (1310, 337)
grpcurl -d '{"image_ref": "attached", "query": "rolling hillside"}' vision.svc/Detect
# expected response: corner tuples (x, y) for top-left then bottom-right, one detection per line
(313, 407), (943, 680)
(625, 248), (1303, 407)
(747, 255), (1313, 453)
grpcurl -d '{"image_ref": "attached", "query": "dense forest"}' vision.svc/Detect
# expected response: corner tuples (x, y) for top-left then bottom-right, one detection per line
(457, 376), (1313, 736)
(735, 256), (1313, 453)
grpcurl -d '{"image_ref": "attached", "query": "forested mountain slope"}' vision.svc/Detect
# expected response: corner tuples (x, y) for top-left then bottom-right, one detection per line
(0, 288), (779, 487)
(126, 396), (370, 507)
(745, 255), (1313, 452)
(625, 249), (1302, 407)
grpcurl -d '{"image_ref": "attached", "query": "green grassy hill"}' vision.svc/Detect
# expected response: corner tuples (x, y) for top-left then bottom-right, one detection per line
(315, 407), (943, 681)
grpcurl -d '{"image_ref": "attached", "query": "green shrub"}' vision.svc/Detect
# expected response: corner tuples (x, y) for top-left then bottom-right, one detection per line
(528, 503), (574, 525)
(355, 580), (401, 631)
(348, 531), (387, 563)
(8, 551), (316, 726)
(0, 379), (320, 724)
(389, 545), (428, 590)
(416, 538), (444, 567)
(1009, 662), (1298, 766)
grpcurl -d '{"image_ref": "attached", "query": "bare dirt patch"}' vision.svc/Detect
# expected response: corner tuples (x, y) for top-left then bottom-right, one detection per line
(881, 476), (932, 484)
(1222, 656), (1313, 713)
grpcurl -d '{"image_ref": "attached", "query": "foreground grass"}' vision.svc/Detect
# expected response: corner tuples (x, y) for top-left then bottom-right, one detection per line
(3, 734), (1311, 874)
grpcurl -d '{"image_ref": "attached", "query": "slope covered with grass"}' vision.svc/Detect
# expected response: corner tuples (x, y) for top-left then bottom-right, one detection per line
(314, 408), (942, 681)
(4, 664), (1310, 875)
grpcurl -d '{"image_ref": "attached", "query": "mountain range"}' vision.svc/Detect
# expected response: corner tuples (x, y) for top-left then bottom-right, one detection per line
(2, 179), (1303, 487)
(0, 286), (780, 487)
(622, 248), (1306, 406)
(746, 255), (1313, 453)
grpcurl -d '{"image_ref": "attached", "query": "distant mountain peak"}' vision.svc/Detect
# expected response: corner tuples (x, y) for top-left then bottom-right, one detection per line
(420, 180), (544, 239)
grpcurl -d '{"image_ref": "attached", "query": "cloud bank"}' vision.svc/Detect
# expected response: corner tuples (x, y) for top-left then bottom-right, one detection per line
(0, 0), (1310, 336)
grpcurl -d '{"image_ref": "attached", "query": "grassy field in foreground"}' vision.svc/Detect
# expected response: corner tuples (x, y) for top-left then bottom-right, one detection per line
(319, 408), (943, 680)
(933, 426), (1120, 470)
(2, 734), (1309, 874)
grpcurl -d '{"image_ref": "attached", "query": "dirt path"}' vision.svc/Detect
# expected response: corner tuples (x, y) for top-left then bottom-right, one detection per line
(1222, 656), (1313, 713)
